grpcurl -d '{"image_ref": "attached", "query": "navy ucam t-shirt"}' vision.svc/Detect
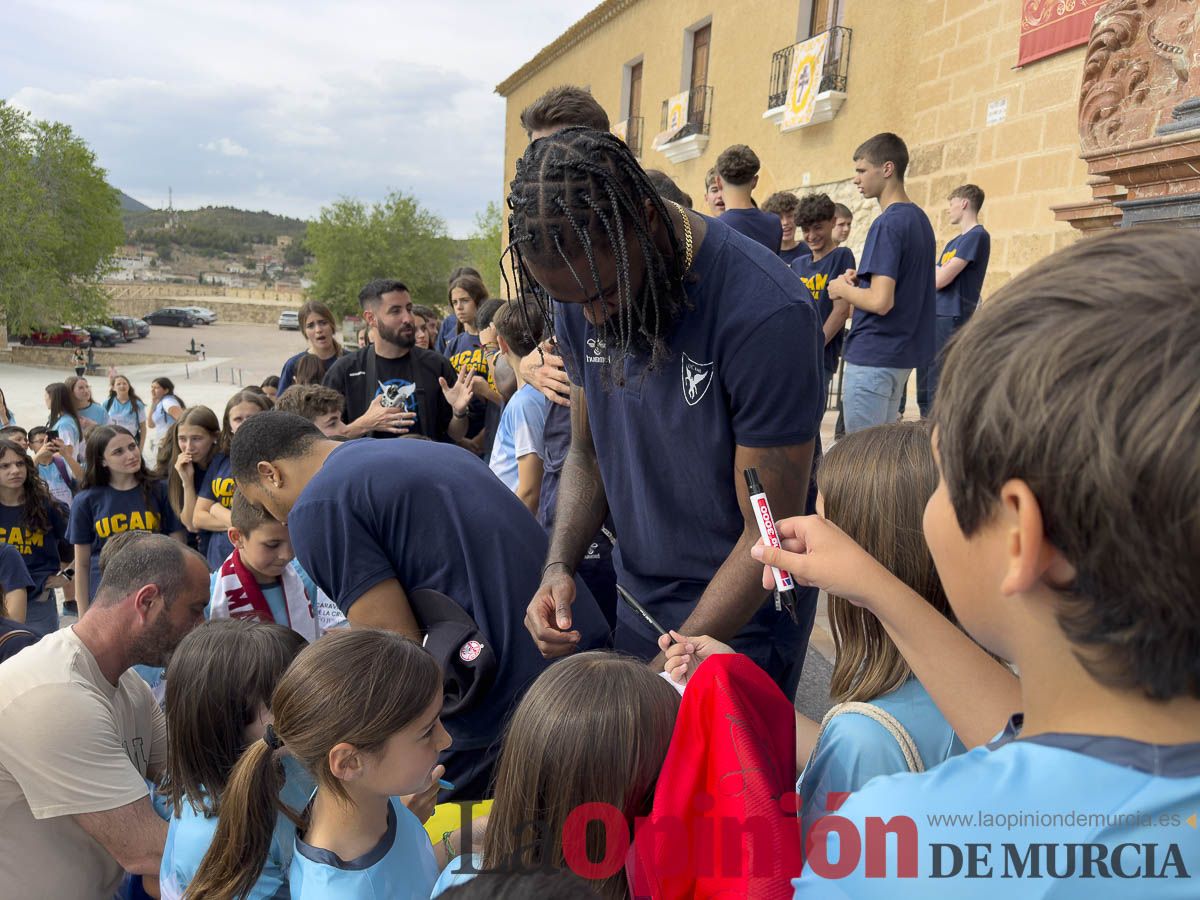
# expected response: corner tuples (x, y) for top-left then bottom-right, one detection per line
(68, 480), (181, 596)
(286, 439), (609, 749)
(842, 202), (937, 369)
(199, 453), (235, 568)
(0, 542), (35, 595)
(791, 246), (857, 375)
(0, 501), (68, 595)
(720, 207), (784, 254)
(935, 224), (991, 318)
(554, 215), (824, 645)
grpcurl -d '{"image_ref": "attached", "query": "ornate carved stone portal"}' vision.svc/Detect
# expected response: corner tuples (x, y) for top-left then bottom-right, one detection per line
(1053, 0), (1200, 230)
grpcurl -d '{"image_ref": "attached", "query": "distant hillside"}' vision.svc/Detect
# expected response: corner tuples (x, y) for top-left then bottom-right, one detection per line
(125, 205), (308, 254)
(117, 190), (150, 212)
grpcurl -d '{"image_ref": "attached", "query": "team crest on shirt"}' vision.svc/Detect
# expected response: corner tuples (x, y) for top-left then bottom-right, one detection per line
(681, 353), (715, 406)
(585, 335), (608, 365)
(459, 640), (483, 662)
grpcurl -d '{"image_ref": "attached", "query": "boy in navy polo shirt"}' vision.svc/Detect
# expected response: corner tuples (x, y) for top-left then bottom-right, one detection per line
(791, 192), (856, 405)
(828, 132), (936, 432)
(506, 127), (823, 698)
(229, 412), (610, 800)
(916, 183), (991, 418)
(716, 144), (783, 253)
(781, 225), (1200, 897)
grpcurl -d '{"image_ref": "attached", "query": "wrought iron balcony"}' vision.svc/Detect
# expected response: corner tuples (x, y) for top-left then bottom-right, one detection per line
(767, 25), (852, 110)
(659, 84), (714, 140)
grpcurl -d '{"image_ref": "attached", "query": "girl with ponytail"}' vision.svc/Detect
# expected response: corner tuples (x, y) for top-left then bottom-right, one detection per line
(186, 629), (450, 900)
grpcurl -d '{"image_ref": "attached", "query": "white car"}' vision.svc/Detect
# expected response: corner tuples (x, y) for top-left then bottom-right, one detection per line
(278, 310), (300, 330)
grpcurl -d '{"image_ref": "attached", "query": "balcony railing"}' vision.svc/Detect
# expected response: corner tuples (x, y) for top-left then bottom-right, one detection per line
(659, 84), (714, 142)
(767, 25), (852, 110)
(626, 116), (644, 157)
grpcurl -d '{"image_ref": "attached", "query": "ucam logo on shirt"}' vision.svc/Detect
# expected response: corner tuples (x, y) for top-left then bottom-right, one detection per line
(681, 353), (715, 406)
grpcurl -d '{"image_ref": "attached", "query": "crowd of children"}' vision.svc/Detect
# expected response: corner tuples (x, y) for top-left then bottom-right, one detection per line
(0, 81), (1195, 900)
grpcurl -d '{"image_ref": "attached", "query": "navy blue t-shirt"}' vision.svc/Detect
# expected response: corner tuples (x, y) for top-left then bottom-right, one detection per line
(779, 243), (810, 266)
(198, 453), (235, 568)
(0, 542), (36, 595)
(720, 207), (783, 254)
(435, 315), (458, 355)
(843, 202), (937, 369)
(445, 332), (492, 441)
(0, 500), (68, 595)
(554, 215), (823, 643)
(935, 224), (991, 318)
(286, 439), (610, 749)
(68, 480), (182, 596)
(791, 246), (857, 375)
(536, 403), (571, 531)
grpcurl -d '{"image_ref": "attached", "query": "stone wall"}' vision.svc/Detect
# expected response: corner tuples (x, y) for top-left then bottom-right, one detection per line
(11, 346), (188, 369)
(108, 296), (297, 326)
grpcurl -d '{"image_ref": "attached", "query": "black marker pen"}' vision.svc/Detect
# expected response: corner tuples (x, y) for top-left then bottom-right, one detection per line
(615, 583), (670, 639)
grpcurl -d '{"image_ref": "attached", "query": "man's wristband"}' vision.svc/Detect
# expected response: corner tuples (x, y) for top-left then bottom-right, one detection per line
(453, 408), (469, 419)
(542, 561), (573, 580)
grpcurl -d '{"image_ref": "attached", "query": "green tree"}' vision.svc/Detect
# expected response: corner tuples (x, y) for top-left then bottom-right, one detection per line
(0, 102), (122, 333)
(465, 201), (505, 299)
(283, 235), (308, 268)
(306, 191), (457, 317)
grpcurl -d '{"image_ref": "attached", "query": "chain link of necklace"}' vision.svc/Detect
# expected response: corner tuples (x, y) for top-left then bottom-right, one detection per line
(668, 200), (694, 274)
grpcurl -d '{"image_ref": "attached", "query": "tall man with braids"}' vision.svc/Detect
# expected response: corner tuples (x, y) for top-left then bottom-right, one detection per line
(512, 127), (825, 695)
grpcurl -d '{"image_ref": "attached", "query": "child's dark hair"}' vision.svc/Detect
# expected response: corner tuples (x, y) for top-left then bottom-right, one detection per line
(493, 297), (547, 358)
(230, 412), (322, 485)
(217, 389), (274, 454)
(441, 870), (598, 899)
(505, 126), (690, 380)
(1, 425), (27, 442)
(0, 438), (56, 533)
(186, 629), (441, 900)
(761, 191), (799, 218)
(519, 85), (610, 139)
(476, 298), (505, 333)
(152, 377), (185, 409)
(162, 619), (306, 818)
(45, 382), (81, 435)
(644, 169), (692, 208)
(290, 353), (325, 387)
(833, 203), (852, 220)
(261, 375), (280, 390)
(230, 491), (275, 536)
(853, 132), (910, 180)
(933, 224), (1200, 701)
(275, 384), (343, 422)
(715, 143), (761, 186)
(448, 274), (489, 335)
(796, 193), (837, 229)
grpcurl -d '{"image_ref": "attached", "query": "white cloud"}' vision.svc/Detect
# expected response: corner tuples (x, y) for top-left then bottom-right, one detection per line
(202, 137), (249, 157)
(1, 0), (598, 236)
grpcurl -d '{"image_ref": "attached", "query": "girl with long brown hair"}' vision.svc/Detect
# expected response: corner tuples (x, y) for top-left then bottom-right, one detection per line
(278, 301), (344, 393)
(186, 629), (449, 900)
(155, 406), (221, 559)
(0, 438), (69, 634)
(159, 619), (308, 900)
(432, 652), (680, 899)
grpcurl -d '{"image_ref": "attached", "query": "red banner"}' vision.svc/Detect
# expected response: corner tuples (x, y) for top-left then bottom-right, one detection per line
(1018, 0), (1104, 67)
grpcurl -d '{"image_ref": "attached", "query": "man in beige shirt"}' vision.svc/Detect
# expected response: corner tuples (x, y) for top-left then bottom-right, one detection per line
(0, 533), (209, 899)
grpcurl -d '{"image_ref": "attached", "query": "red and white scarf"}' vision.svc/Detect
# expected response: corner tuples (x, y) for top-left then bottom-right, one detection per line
(209, 548), (346, 642)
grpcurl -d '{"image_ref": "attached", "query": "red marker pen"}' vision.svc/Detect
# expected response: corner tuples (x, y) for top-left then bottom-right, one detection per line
(744, 467), (795, 609)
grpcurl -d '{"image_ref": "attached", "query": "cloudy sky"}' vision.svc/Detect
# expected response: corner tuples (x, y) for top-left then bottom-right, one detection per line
(2, 0), (598, 235)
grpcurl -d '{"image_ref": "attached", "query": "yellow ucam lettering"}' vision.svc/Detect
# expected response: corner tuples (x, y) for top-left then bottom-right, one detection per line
(212, 477), (236, 508)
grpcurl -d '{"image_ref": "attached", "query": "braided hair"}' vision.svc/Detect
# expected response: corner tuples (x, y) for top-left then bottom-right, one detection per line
(505, 127), (691, 382)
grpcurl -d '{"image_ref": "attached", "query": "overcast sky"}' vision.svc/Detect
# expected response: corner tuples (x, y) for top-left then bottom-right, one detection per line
(2, 0), (597, 236)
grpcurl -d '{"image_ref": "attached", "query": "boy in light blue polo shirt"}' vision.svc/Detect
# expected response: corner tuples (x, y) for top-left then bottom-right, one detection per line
(785, 226), (1200, 897)
(487, 297), (550, 515)
(828, 133), (935, 432)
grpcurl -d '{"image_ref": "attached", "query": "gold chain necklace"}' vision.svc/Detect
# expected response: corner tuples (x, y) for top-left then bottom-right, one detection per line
(669, 200), (694, 273)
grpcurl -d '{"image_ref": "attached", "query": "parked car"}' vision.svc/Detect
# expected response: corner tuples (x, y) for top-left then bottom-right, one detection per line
(278, 310), (300, 331)
(84, 325), (124, 347)
(133, 318), (151, 338)
(21, 327), (91, 347)
(182, 306), (217, 324)
(111, 316), (139, 341)
(145, 307), (199, 327)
